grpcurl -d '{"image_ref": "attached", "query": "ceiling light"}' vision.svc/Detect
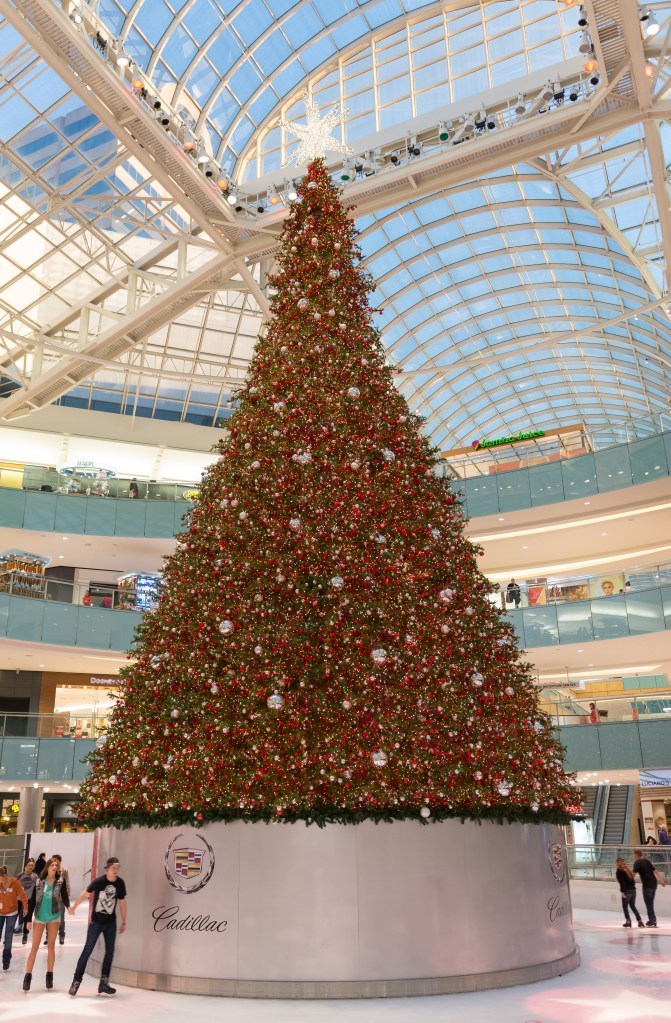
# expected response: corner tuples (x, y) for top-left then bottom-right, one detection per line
(515, 93), (526, 115)
(577, 5), (588, 26)
(115, 51), (130, 67)
(70, 6), (83, 24)
(390, 151), (400, 165)
(286, 181), (298, 201)
(542, 81), (554, 101)
(227, 191), (238, 206)
(569, 86), (579, 101)
(578, 30), (592, 53)
(645, 62), (655, 78)
(438, 121), (450, 141)
(132, 78), (144, 91)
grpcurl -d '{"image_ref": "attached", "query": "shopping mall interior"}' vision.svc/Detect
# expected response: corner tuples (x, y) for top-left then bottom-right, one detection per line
(0, 0), (670, 1019)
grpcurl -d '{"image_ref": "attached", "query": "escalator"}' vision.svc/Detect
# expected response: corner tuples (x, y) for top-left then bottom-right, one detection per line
(579, 784), (634, 846)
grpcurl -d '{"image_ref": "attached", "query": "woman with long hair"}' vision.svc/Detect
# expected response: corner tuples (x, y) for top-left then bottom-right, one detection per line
(615, 856), (644, 928)
(23, 857), (70, 992)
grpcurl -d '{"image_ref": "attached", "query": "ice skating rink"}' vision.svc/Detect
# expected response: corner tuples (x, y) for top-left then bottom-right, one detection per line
(1, 908), (669, 1023)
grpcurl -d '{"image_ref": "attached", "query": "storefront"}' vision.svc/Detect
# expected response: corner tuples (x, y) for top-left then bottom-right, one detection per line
(39, 671), (121, 739)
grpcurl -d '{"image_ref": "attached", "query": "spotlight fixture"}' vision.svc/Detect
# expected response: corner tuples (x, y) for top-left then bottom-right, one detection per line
(115, 50), (130, 67)
(196, 154), (209, 165)
(182, 139), (197, 153)
(641, 10), (660, 36)
(462, 114), (475, 137)
(285, 180), (298, 201)
(227, 189), (238, 206)
(645, 62), (655, 78)
(94, 31), (107, 52)
(577, 5), (588, 26)
(541, 81), (554, 102)
(583, 50), (598, 74)
(203, 162), (216, 178)
(578, 29), (592, 53)
(256, 203), (265, 214)
(407, 136), (421, 157)
(340, 160), (352, 181)
(514, 93), (526, 115)
(390, 151), (400, 165)
(569, 85), (579, 101)
(155, 110), (169, 128)
(151, 97), (162, 110)
(438, 121), (451, 141)
(486, 113), (496, 130)
(69, 6), (83, 24)
(553, 82), (565, 102)
(354, 160), (364, 174)
(589, 71), (600, 86)
(132, 78), (144, 91)
(474, 110), (487, 131)
(268, 185), (281, 205)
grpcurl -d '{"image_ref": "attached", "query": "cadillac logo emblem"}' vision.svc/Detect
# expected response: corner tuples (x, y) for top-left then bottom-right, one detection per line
(164, 832), (215, 894)
(547, 839), (565, 884)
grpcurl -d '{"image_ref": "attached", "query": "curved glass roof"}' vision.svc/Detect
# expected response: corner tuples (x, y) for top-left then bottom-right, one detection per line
(0, 0), (670, 446)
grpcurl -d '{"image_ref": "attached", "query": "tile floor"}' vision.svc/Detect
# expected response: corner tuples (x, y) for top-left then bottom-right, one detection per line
(0, 909), (669, 1022)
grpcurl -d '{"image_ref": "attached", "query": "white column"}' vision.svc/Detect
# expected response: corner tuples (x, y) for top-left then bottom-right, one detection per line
(17, 787), (43, 836)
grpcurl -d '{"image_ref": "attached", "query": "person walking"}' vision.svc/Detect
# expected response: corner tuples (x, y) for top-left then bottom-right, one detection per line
(15, 859), (39, 944)
(588, 702), (598, 724)
(23, 857), (70, 991)
(615, 857), (645, 928)
(0, 866), (28, 972)
(633, 848), (667, 927)
(42, 854), (70, 946)
(34, 853), (47, 877)
(68, 856), (127, 997)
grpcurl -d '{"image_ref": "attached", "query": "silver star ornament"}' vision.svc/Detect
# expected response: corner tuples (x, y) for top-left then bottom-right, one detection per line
(281, 94), (353, 166)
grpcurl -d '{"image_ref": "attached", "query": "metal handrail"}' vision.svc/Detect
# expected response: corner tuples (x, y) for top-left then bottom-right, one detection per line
(568, 844), (671, 882)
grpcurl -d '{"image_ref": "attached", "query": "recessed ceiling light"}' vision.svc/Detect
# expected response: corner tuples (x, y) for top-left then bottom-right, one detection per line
(61, 536), (68, 541)
(498, 517), (504, 522)
(522, 545), (528, 549)
(601, 532), (607, 536)
(584, 501), (590, 505)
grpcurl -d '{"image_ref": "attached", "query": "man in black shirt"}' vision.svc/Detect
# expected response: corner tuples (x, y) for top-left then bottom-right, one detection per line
(633, 849), (666, 927)
(67, 856), (127, 996)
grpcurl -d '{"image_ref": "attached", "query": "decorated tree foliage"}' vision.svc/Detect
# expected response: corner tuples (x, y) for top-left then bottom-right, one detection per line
(79, 159), (577, 829)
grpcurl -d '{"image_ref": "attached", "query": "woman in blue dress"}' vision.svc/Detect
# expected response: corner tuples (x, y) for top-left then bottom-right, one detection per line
(23, 857), (70, 992)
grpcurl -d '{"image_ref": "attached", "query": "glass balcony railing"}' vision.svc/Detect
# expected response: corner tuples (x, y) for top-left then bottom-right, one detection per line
(568, 845), (671, 882)
(0, 711), (112, 741)
(0, 484), (191, 538)
(0, 593), (141, 651)
(0, 736), (96, 782)
(505, 584), (671, 646)
(448, 429), (671, 518)
(558, 716), (671, 773)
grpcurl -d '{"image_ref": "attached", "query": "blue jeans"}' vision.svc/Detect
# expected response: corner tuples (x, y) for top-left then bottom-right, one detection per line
(0, 913), (18, 967)
(73, 919), (116, 982)
(621, 891), (642, 923)
(642, 884), (657, 925)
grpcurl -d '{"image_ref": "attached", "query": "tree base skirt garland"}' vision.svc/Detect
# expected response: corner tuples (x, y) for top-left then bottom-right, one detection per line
(90, 817), (579, 997)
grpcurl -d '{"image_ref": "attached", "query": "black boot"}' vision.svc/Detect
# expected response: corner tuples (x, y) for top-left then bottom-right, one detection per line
(98, 976), (117, 995)
(21, 933), (27, 945)
(23, 972), (32, 992)
(46, 971), (54, 990)
(68, 979), (80, 997)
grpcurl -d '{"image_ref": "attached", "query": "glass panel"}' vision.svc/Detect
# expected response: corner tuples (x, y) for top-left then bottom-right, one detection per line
(115, 500), (147, 536)
(594, 446), (632, 492)
(174, 502), (190, 533)
(664, 431), (671, 471)
(54, 496), (87, 532)
(41, 602), (78, 646)
(0, 737), (39, 779)
(110, 611), (141, 652)
(629, 435), (668, 485)
(0, 593), (8, 636)
(560, 452), (597, 500)
(597, 722), (643, 769)
(72, 739), (97, 780)
(662, 584), (671, 628)
(37, 738), (76, 780)
(464, 475), (499, 515)
(529, 462), (564, 506)
(0, 487), (27, 527)
(84, 498), (117, 535)
(591, 594), (629, 640)
(497, 467), (530, 511)
(625, 588), (665, 635)
(504, 608), (524, 646)
(145, 501), (177, 535)
(23, 491), (57, 531)
(6, 595), (44, 641)
(557, 725), (602, 772)
(639, 720), (671, 768)
(520, 605), (559, 646)
(77, 607), (112, 649)
(556, 599), (593, 644)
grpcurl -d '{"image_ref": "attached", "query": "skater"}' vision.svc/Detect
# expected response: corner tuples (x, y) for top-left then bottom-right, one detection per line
(633, 848), (667, 927)
(0, 866), (28, 972)
(615, 857), (644, 928)
(51, 855), (70, 946)
(506, 578), (521, 608)
(68, 856), (127, 997)
(16, 859), (39, 944)
(23, 857), (70, 991)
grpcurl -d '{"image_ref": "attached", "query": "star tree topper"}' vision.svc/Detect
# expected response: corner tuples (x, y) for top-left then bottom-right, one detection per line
(281, 94), (353, 165)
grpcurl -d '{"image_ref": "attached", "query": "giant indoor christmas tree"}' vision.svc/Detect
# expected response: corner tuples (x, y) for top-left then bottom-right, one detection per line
(79, 157), (577, 830)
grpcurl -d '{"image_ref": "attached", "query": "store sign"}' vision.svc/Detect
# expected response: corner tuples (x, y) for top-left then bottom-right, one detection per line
(472, 429), (545, 451)
(58, 461), (116, 479)
(89, 676), (117, 686)
(640, 769), (671, 787)
(10, 803), (19, 814)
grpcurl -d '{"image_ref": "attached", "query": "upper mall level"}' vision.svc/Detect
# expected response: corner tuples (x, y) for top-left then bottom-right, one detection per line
(2, 423), (671, 538)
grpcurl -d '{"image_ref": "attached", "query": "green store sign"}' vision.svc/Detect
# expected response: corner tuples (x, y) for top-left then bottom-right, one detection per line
(473, 429), (545, 451)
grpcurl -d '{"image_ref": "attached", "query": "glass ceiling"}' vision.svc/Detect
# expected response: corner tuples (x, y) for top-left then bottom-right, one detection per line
(0, 0), (670, 445)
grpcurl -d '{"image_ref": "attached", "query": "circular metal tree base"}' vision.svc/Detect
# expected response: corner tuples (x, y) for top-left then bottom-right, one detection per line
(91, 818), (579, 999)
